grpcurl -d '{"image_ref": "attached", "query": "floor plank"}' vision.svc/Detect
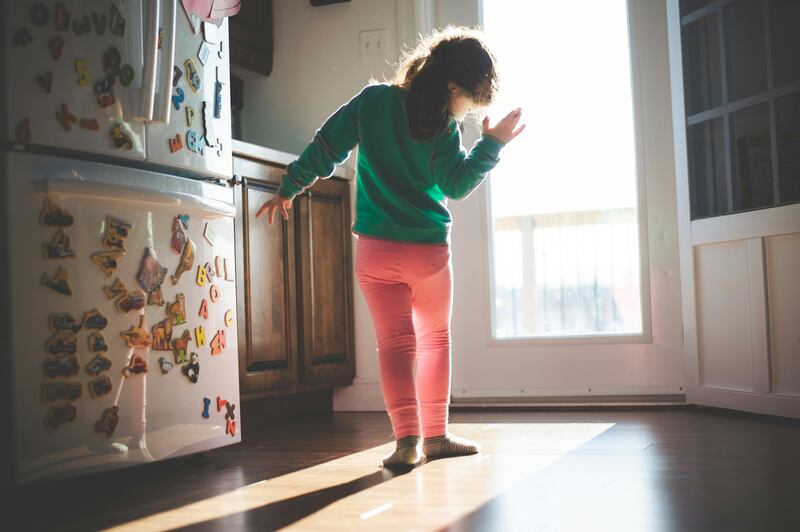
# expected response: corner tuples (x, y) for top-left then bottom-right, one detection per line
(8, 407), (800, 531)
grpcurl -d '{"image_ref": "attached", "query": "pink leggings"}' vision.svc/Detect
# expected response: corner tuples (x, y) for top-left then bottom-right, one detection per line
(355, 234), (452, 439)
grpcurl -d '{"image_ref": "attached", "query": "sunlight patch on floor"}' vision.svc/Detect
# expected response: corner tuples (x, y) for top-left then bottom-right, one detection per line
(106, 422), (614, 531)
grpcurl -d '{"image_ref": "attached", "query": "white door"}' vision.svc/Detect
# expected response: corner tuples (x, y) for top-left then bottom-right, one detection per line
(144, 5), (233, 179)
(450, 0), (687, 403)
(5, 0), (151, 160)
(666, 0), (800, 419)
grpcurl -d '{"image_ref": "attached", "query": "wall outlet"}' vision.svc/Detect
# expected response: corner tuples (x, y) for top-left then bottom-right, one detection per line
(359, 29), (387, 61)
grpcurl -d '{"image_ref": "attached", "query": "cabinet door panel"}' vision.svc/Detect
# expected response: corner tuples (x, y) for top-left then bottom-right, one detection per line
(297, 179), (355, 385)
(235, 179), (297, 393)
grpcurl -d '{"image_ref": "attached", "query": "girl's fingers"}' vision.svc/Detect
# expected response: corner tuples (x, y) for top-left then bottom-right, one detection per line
(482, 116), (491, 131)
(510, 123), (526, 140)
(255, 203), (267, 219)
(281, 206), (290, 221)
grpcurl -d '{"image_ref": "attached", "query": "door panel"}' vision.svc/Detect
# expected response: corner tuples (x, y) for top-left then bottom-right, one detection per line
(5, 0), (147, 159)
(765, 233), (800, 398)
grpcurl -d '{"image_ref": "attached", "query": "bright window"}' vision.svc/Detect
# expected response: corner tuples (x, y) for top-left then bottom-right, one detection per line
(484, 0), (644, 338)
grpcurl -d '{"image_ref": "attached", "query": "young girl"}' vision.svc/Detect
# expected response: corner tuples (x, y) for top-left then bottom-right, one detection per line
(256, 26), (524, 468)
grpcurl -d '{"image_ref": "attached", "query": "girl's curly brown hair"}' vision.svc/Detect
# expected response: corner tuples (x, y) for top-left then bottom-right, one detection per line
(395, 26), (499, 141)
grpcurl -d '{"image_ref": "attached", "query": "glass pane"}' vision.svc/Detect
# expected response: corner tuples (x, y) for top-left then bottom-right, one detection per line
(730, 103), (774, 211)
(687, 118), (728, 218)
(724, 0), (768, 102)
(771, 0), (800, 87)
(484, 0), (642, 338)
(682, 14), (722, 115)
(680, 0), (716, 17)
(775, 91), (800, 204)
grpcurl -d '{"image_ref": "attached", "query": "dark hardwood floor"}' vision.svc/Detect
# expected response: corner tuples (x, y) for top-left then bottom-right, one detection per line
(8, 407), (800, 531)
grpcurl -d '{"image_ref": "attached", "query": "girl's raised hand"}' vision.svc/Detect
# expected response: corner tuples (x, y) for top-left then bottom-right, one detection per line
(482, 108), (525, 144)
(255, 195), (293, 224)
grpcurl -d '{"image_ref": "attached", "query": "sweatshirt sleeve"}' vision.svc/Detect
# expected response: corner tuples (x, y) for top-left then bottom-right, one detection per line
(277, 89), (363, 200)
(431, 121), (505, 201)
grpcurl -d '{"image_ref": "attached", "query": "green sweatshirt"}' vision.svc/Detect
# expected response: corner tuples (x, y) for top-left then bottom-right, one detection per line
(277, 83), (505, 244)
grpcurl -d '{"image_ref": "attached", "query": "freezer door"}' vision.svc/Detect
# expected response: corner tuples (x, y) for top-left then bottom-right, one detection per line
(4, 151), (241, 484)
(145, 8), (233, 179)
(5, 0), (151, 159)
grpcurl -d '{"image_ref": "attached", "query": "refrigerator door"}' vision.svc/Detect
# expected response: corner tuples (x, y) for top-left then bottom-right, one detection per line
(5, 0), (152, 160)
(4, 151), (241, 484)
(145, 7), (233, 179)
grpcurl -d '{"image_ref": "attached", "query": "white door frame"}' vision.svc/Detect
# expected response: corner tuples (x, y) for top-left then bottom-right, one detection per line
(666, 0), (800, 419)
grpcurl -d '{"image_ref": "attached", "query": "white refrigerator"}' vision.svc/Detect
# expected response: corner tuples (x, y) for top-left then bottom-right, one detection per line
(2, 0), (242, 484)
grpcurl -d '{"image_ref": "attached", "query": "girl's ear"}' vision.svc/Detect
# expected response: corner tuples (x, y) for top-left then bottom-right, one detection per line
(448, 81), (457, 93)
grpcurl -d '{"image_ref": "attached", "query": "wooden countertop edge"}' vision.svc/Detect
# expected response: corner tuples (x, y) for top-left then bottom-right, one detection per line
(232, 139), (350, 180)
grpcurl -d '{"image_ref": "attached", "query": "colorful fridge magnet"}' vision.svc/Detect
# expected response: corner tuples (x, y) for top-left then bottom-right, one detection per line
(12, 28), (33, 47)
(198, 298), (208, 319)
(91, 12), (107, 35)
(103, 216), (132, 250)
(49, 312), (81, 334)
(91, 249), (124, 277)
(214, 256), (223, 277)
(167, 293), (187, 325)
(103, 277), (127, 299)
(89, 376), (113, 398)
(173, 65), (183, 87)
(115, 289), (146, 313)
(202, 397), (210, 418)
(16, 119), (32, 144)
(72, 15), (91, 36)
(169, 132), (184, 152)
(195, 264), (208, 287)
(194, 326), (205, 347)
(119, 64), (134, 87)
(203, 222), (216, 246)
(110, 123), (133, 150)
(122, 353), (148, 378)
(226, 418), (236, 437)
(209, 284), (220, 303)
(224, 309), (234, 328)
(148, 285), (165, 306)
(41, 267), (72, 296)
(103, 46), (121, 77)
(83, 308), (108, 330)
(120, 315), (152, 348)
(216, 396), (227, 412)
(186, 129), (201, 153)
(36, 70), (53, 93)
(171, 330), (191, 364)
(151, 318), (173, 351)
(171, 87), (185, 111)
(74, 59), (90, 86)
(40, 197), (74, 226)
(88, 331), (109, 353)
(54, 2), (69, 31)
(30, 3), (50, 26)
(172, 238), (195, 285)
(47, 36), (65, 61)
(42, 228), (76, 260)
(56, 103), (77, 131)
(214, 68), (224, 119)
(158, 357), (174, 374)
(109, 3), (126, 37)
(42, 355), (80, 379)
(186, 106), (196, 128)
(197, 41), (211, 65)
(44, 403), (77, 432)
(137, 247), (168, 297)
(79, 118), (99, 131)
(94, 78), (116, 108)
(181, 352), (200, 383)
(224, 401), (236, 421)
(185, 59), (201, 92)
(86, 353), (112, 376)
(171, 216), (188, 254)
(45, 332), (77, 356)
(210, 330), (226, 355)
(42, 382), (82, 403)
(95, 406), (119, 437)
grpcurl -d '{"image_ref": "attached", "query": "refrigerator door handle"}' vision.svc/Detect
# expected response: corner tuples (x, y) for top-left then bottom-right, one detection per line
(36, 178), (236, 218)
(153, 0), (178, 124)
(135, 0), (162, 122)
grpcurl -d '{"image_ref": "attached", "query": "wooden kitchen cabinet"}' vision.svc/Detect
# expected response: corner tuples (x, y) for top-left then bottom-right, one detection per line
(232, 145), (355, 397)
